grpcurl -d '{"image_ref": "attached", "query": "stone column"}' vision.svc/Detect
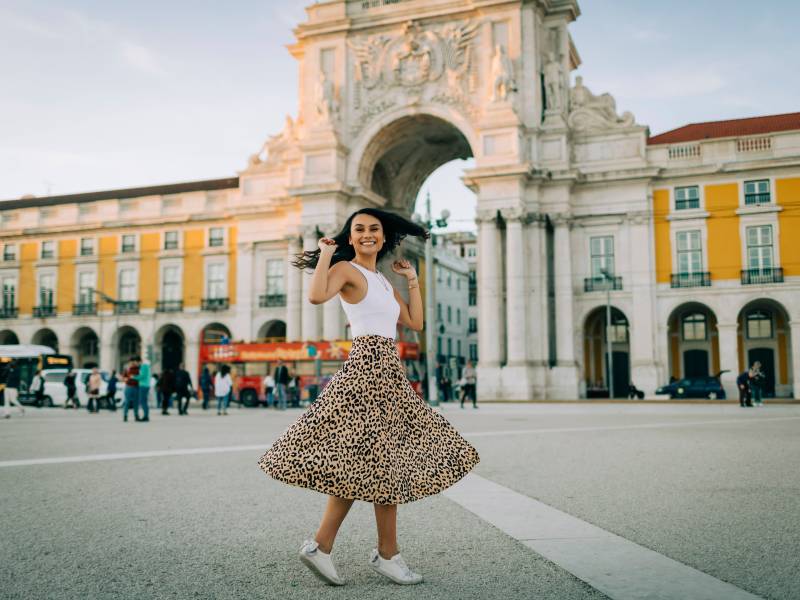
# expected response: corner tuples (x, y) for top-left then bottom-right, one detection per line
(184, 339), (200, 387)
(790, 321), (800, 400)
(549, 213), (580, 398)
(301, 226), (322, 341)
(476, 209), (504, 400)
(320, 222), (343, 340)
(501, 207), (527, 366)
(628, 213), (659, 395)
(285, 235), (302, 342)
(717, 322), (739, 400)
(232, 241), (255, 340)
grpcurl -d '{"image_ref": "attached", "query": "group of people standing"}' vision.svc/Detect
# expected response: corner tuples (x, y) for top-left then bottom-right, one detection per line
(122, 357), (194, 421)
(736, 361), (767, 407)
(434, 359), (478, 408)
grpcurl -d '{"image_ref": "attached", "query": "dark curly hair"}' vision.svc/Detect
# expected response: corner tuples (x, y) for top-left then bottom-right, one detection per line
(292, 208), (429, 271)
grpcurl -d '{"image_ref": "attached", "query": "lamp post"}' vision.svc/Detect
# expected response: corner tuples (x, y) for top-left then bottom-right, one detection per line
(413, 192), (450, 406)
(600, 269), (614, 399)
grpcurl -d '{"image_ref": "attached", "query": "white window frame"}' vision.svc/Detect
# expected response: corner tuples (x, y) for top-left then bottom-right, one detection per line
(120, 233), (138, 254)
(76, 270), (96, 305)
(160, 262), (182, 302)
(744, 225), (775, 271)
(265, 258), (286, 296)
(738, 211), (781, 271)
(163, 230), (180, 251)
(674, 229), (704, 275)
(741, 177), (773, 206)
(37, 270), (57, 307)
(79, 237), (95, 257)
(117, 266), (138, 302)
(3, 243), (17, 262)
(205, 261), (227, 300)
(207, 226), (226, 248)
(674, 185), (701, 211)
(40, 240), (57, 260)
(2, 275), (17, 308)
(589, 235), (615, 278)
(671, 224), (708, 275)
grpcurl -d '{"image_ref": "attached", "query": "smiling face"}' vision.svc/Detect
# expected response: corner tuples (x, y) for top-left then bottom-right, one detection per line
(349, 213), (384, 256)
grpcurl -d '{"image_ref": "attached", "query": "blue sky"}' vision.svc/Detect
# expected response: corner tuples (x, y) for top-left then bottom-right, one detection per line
(1, 1), (797, 232)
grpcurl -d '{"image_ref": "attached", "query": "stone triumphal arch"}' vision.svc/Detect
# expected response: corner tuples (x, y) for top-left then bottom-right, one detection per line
(238, 0), (653, 400)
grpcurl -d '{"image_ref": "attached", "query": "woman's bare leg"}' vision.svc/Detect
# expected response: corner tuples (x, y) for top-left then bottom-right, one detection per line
(373, 503), (399, 559)
(315, 496), (355, 553)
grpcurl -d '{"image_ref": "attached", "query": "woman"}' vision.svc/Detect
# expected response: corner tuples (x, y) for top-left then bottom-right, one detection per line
(215, 365), (232, 415)
(31, 369), (45, 408)
(258, 208), (480, 586)
(86, 367), (102, 413)
(63, 370), (79, 409)
(263, 371), (275, 408)
(106, 370), (118, 411)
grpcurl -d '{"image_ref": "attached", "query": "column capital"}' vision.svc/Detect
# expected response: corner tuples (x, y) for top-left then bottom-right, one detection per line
(550, 212), (574, 229)
(500, 206), (526, 223)
(625, 210), (652, 225)
(475, 208), (499, 225)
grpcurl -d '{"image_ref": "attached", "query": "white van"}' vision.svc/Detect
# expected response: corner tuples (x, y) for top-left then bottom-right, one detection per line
(40, 369), (123, 408)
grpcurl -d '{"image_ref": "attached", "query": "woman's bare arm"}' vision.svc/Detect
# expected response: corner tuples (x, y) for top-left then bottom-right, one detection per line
(392, 260), (423, 331)
(308, 238), (350, 304)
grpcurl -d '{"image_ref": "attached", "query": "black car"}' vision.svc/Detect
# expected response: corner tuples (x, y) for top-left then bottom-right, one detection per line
(656, 371), (728, 399)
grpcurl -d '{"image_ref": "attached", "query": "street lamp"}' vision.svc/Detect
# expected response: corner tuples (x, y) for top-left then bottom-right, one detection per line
(599, 269), (615, 399)
(413, 191), (450, 406)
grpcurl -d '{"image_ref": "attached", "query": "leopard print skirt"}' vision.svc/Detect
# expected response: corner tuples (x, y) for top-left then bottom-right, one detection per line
(257, 334), (480, 505)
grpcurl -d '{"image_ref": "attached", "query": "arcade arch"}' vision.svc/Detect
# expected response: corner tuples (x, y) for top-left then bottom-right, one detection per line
(582, 306), (630, 398)
(667, 303), (719, 380)
(155, 325), (185, 371)
(32, 328), (59, 352)
(736, 299), (793, 398)
(0, 330), (19, 344)
(114, 326), (141, 371)
(70, 327), (99, 368)
(258, 320), (286, 341)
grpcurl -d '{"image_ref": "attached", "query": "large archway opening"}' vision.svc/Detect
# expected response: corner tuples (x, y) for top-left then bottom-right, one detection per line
(115, 326), (141, 372)
(156, 325), (185, 372)
(32, 328), (59, 352)
(257, 320), (286, 342)
(583, 306), (630, 398)
(667, 303), (720, 381)
(737, 299), (793, 398)
(0, 330), (19, 345)
(70, 327), (99, 368)
(202, 323), (232, 345)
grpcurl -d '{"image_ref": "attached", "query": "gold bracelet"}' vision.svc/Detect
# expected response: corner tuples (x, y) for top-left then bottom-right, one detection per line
(408, 284), (419, 289)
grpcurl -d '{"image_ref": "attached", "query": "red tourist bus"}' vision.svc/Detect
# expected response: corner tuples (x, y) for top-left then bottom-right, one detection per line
(199, 339), (422, 406)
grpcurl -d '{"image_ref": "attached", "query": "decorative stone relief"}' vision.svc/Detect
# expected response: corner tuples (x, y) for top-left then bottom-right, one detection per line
(568, 76), (635, 131)
(247, 115), (298, 169)
(475, 208), (499, 224)
(490, 44), (517, 102)
(543, 52), (565, 111)
(315, 70), (339, 123)
(348, 19), (479, 135)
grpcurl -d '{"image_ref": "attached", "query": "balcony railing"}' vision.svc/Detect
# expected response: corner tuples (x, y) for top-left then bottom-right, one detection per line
(73, 303), (97, 316)
(259, 293), (287, 308)
(114, 301), (140, 315)
(156, 300), (183, 313)
(584, 276), (623, 292)
(33, 305), (56, 318)
(202, 297), (229, 311)
(741, 267), (784, 285)
(0, 306), (18, 319)
(670, 272), (711, 288)
(744, 193), (771, 205)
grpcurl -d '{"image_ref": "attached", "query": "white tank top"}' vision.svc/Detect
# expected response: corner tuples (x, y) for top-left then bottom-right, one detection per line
(339, 261), (400, 340)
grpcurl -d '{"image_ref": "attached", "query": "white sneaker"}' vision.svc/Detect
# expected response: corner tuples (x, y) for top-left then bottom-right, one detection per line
(369, 549), (423, 585)
(298, 539), (345, 586)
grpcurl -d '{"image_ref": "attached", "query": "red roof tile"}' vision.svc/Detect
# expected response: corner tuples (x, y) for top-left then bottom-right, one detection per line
(647, 112), (800, 145)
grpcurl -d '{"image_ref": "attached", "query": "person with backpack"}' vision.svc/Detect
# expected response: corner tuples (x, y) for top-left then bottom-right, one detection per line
(63, 370), (79, 409)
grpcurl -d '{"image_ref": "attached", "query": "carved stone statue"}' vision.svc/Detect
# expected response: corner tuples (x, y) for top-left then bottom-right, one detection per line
(392, 38), (432, 86)
(490, 44), (516, 102)
(568, 76), (635, 130)
(543, 52), (565, 111)
(247, 115), (298, 168)
(315, 71), (337, 121)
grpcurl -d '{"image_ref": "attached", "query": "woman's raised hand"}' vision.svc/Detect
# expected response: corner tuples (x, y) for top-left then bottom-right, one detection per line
(318, 237), (337, 254)
(391, 259), (417, 279)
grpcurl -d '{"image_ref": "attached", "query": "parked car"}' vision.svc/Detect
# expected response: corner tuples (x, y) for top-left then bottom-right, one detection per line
(38, 369), (123, 408)
(655, 372), (728, 399)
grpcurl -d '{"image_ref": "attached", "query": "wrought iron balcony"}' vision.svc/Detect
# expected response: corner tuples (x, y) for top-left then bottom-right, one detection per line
(259, 293), (287, 308)
(0, 306), (18, 319)
(202, 297), (229, 311)
(670, 272), (711, 288)
(114, 301), (140, 315)
(73, 303), (97, 316)
(584, 276), (623, 292)
(156, 300), (183, 312)
(33, 305), (56, 318)
(741, 267), (784, 285)
(744, 193), (771, 205)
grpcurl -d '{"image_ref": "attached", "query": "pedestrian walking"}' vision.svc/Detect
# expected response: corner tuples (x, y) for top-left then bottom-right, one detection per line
(106, 371), (118, 411)
(159, 368), (175, 415)
(215, 365), (232, 415)
(86, 367), (102, 413)
(122, 357), (141, 422)
(174, 363), (193, 415)
(31, 369), (45, 408)
(274, 360), (290, 410)
(258, 208), (480, 586)
(200, 366), (212, 410)
(749, 361), (766, 406)
(63, 370), (79, 409)
(461, 360), (478, 409)
(263, 371), (275, 408)
(1, 360), (25, 418)
(137, 359), (151, 421)
(736, 370), (752, 407)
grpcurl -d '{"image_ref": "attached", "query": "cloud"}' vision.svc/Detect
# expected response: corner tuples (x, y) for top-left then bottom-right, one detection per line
(595, 65), (726, 101)
(631, 28), (668, 42)
(0, 11), (67, 40)
(120, 41), (166, 77)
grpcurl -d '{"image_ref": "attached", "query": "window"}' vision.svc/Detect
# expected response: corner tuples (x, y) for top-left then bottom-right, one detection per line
(41, 240), (55, 259)
(675, 186), (700, 210)
(78, 272), (94, 304)
(590, 236), (614, 278)
(746, 310), (772, 339)
(164, 231), (179, 250)
(457, 339), (462, 357)
(468, 291), (476, 306)
(437, 266), (442, 282)
(437, 337), (442, 356)
(207, 263), (226, 299)
(746, 225), (773, 270)
(121, 234), (136, 253)
(209, 227), (224, 247)
(469, 270), (476, 283)
(676, 231), (702, 274)
(162, 266), (181, 301)
(437, 302), (442, 322)
(468, 247), (476, 257)
(447, 337), (452, 356)
(456, 308), (461, 325)
(266, 259), (285, 295)
(469, 343), (478, 362)
(744, 180), (770, 205)
(607, 320), (628, 343)
(2, 278), (15, 308)
(682, 312), (707, 341)
(447, 305), (452, 323)
(469, 317), (477, 333)
(447, 272), (451, 287)
(39, 273), (55, 306)
(118, 268), (137, 301)
(3, 244), (16, 261)
(80, 237), (94, 256)
(456, 278), (461, 291)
